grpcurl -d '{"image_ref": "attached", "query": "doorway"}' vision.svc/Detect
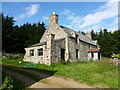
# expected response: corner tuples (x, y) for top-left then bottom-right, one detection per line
(61, 48), (65, 61)
(98, 52), (100, 60)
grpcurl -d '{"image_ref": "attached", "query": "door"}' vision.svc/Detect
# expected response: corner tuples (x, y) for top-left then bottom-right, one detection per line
(61, 49), (65, 61)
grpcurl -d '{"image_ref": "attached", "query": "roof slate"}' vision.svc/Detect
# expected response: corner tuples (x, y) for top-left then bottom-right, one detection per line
(28, 38), (65, 47)
(28, 41), (47, 47)
(61, 26), (95, 45)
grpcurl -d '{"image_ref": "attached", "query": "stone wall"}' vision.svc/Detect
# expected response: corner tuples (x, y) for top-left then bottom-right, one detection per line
(68, 37), (97, 61)
(79, 41), (89, 60)
(24, 12), (100, 65)
(40, 23), (67, 42)
(51, 39), (65, 64)
(24, 34), (66, 65)
(24, 45), (51, 65)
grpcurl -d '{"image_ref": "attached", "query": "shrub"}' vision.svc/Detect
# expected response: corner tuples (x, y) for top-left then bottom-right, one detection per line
(112, 54), (120, 59)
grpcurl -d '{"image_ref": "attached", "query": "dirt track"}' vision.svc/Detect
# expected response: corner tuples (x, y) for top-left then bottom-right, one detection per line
(3, 65), (95, 88)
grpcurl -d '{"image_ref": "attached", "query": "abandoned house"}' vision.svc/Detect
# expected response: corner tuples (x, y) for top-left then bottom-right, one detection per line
(24, 12), (101, 65)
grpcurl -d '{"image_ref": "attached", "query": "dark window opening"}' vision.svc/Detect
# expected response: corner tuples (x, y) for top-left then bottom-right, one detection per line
(98, 52), (100, 60)
(76, 49), (79, 59)
(75, 34), (78, 43)
(91, 52), (94, 58)
(61, 48), (65, 61)
(38, 48), (43, 56)
(30, 49), (34, 56)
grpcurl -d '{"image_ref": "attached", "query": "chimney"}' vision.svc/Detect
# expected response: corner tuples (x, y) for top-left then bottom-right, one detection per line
(49, 12), (58, 24)
(85, 33), (92, 39)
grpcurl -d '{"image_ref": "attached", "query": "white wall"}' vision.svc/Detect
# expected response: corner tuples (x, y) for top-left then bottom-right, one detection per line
(88, 52), (99, 61)
(93, 52), (98, 61)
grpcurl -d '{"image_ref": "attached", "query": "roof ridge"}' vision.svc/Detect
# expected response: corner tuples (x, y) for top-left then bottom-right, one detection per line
(61, 26), (95, 45)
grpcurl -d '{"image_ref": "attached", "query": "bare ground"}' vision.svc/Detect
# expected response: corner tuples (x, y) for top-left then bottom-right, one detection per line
(3, 65), (95, 88)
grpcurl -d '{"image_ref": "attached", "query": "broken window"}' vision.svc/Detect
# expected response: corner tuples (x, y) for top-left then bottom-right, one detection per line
(30, 49), (34, 56)
(38, 48), (43, 56)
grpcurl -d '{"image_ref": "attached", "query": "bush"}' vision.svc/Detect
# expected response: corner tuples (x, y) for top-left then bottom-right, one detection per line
(112, 54), (120, 59)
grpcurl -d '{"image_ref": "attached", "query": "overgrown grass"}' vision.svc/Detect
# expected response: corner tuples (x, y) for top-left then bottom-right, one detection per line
(2, 55), (118, 88)
(53, 60), (118, 88)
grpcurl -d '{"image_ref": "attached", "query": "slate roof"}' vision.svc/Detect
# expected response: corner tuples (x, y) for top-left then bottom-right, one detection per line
(29, 26), (96, 48)
(55, 38), (65, 42)
(29, 38), (65, 47)
(61, 26), (95, 45)
(28, 41), (47, 47)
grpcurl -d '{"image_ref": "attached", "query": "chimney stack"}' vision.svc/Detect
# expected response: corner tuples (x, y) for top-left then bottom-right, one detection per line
(49, 12), (58, 24)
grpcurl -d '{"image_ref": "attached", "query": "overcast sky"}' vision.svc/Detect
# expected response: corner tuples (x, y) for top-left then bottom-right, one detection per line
(2, 0), (119, 32)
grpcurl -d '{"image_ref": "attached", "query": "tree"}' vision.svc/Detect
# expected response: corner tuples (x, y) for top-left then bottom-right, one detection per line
(2, 14), (16, 52)
(91, 28), (120, 57)
(2, 14), (46, 53)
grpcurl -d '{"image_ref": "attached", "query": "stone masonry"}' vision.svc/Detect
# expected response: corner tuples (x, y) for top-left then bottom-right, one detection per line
(24, 12), (101, 65)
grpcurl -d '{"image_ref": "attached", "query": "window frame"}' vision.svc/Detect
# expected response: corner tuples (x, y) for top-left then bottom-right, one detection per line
(30, 49), (34, 57)
(38, 48), (43, 56)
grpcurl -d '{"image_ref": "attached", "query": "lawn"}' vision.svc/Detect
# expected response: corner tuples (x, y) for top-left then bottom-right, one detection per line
(1, 54), (119, 88)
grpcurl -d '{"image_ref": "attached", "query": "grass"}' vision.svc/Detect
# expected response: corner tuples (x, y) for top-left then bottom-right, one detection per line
(52, 59), (118, 88)
(1, 55), (119, 88)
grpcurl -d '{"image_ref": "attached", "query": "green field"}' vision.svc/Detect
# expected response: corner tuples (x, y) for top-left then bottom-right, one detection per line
(1, 55), (118, 88)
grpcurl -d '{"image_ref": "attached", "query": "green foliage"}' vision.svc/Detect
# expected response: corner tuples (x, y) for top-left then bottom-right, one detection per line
(112, 54), (120, 59)
(91, 29), (120, 57)
(2, 14), (120, 57)
(2, 57), (118, 88)
(2, 14), (46, 53)
(2, 75), (13, 89)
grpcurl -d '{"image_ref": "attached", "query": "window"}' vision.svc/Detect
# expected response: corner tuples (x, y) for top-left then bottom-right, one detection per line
(91, 52), (94, 58)
(38, 48), (43, 56)
(76, 49), (79, 59)
(30, 49), (34, 56)
(61, 48), (65, 61)
(75, 34), (78, 43)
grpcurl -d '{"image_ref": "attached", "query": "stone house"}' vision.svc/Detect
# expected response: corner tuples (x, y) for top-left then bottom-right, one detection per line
(24, 12), (101, 65)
